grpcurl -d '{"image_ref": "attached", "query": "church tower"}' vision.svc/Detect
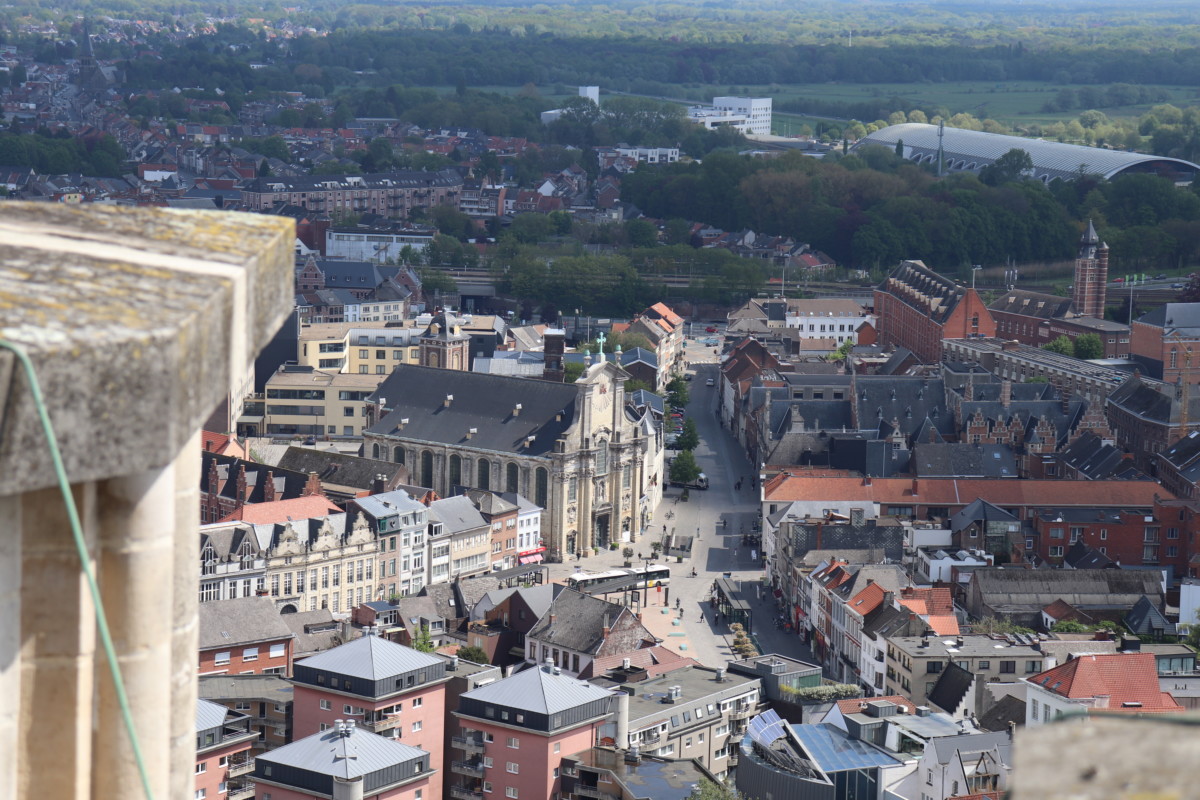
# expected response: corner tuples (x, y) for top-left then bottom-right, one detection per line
(1072, 219), (1109, 318)
(418, 310), (470, 370)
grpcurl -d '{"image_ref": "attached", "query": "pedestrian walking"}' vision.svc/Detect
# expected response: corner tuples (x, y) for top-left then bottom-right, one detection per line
(699, 610), (705, 622)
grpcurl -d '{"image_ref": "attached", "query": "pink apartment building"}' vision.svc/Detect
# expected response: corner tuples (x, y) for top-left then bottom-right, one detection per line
(253, 720), (433, 800)
(290, 633), (451, 800)
(195, 699), (257, 800)
(449, 661), (617, 800)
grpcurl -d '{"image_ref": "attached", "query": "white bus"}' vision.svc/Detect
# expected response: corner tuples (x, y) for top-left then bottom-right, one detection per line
(566, 564), (671, 593)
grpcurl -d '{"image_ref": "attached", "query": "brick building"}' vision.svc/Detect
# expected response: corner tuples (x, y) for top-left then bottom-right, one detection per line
(241, 170), (463, 220)
(1106, 375), (1200, 473)
(989, 289), (1129, 357)
(1073, 220), (1110, 319)
(253, 722), (433, 800)
(195, 699), (257, 800)
(874, 260), (996, 363)
(449, 661), (616, 800)
(1131, 303), (1200, 384)
(198, 597), (295, 677)
(1025, 507), (1185, 572)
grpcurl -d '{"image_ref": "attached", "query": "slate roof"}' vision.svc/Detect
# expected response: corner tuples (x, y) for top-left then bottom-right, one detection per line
(1137, 302), (1200, 336)
(1064, 541), (1115, 570)
(958, 398), (1085, 449)
(912, 443), (1018, 478)
(201, 451), (313, 504)
(862, 604), (918, 640)
(1159, 431), (1200, 483)
(462, 662), (615, 714)
(528, 588), (643, 655)
(259, 726), (428, 778)
(928, 662), (975, 715)
(198, 596), (295, 650)
(878, 346), (918, 374)
(976, 694), (1026, 733)
(1027, 653), (1182, 712)
(199, 673), (293, 703)
(949, 499), (1019, 531)
(988, 289), (1076, 320)
(855, 376), (954, 439)
(296, 634), (444, 681)
(1108, 375), (1200, 426)
(366, 364), (580, 456)
(927, 730), (1013, 767)
(971, 568), (1162, 608)
(878, 260), (971, 325)
(1059, 431), (1145, 481)
(1125, 595), (1177, 637)
(276, 447), (408, 494)
(282, 609), (342, 657)
(429, 494), (488, 535)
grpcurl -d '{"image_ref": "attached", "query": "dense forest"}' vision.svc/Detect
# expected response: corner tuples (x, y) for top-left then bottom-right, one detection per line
(620, 148), (1200, 274)
(106, 30), (1200, 97)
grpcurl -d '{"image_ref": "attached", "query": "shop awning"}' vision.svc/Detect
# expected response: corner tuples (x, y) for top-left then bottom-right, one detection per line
(519, 554), (544, 565)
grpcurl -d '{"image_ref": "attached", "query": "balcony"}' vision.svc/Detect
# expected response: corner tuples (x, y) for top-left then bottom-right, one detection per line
(450, 786), (484, 800)
(728, 705), (755, 720)
(226, 756), (255, 777)
(360, 715), (400, 733)
(451, 735), (486, 754)
(575, 786), (618, 800)
(451, 760), (485, 778)
(226, 781), (255, 800)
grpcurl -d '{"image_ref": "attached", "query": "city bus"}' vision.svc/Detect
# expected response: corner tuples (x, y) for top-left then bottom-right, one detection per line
(566, 564), (671, 593)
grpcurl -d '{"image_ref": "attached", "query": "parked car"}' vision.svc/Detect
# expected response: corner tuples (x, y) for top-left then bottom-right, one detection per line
(1112, 277), (1125, 283)
(705, 326), (717, 333)
(1156, 274), (1168, 279)
(1173, 283), (1185, 289)
(706, 378), (715, 386)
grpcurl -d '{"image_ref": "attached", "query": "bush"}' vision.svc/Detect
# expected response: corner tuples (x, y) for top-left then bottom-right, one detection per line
(781, 683), (862, 703)
(456, 645), (490, 664)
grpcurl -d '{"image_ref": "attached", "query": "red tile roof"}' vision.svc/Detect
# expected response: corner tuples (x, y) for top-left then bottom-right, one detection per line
(835, 695), (917, 716)
(582, 645), (698, 679)
(201, 430), (231, 452)
(221, 495), (341, 525)
(763, 473), (1168, 507)
(848, 582), (887, 617)
(899, 587), (959, 635)
(1028, 653), (1182, 714)
(649, 302), (683, 327)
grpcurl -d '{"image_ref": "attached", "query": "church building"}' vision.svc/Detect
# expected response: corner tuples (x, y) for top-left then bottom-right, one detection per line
(362, 350), (664, 562)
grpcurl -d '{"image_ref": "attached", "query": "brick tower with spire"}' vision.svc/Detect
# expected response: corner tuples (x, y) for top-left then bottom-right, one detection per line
(1073, 219), (1109, 318)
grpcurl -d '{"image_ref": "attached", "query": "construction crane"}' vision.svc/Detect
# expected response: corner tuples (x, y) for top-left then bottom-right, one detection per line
(1170, 330), (1195, 433)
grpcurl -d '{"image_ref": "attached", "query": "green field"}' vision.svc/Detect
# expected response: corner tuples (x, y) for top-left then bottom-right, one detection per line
(739, 81), (1200, 131)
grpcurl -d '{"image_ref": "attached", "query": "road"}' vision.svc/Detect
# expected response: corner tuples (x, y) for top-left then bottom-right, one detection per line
(545, 349), (816, 669)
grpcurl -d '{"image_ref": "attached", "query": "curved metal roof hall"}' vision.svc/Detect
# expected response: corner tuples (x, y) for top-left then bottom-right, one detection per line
(854, 123), (1199, 183)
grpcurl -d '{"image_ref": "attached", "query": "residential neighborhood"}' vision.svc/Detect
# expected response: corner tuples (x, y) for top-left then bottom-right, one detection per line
(5, 10), (1200, 800)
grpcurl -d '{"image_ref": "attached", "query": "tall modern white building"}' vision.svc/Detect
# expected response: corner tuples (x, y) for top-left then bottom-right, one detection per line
(713, 97), (772, 135)
(687, 96), (772, 136)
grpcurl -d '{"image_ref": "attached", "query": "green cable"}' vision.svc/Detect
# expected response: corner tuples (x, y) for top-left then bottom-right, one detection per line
(1, 339), (157, 800)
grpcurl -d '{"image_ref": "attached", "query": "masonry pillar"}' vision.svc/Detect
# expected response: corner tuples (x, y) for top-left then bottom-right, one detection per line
(0, 202), (292, 800)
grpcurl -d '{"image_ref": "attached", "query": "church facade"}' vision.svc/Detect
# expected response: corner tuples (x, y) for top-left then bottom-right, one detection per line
(362, 358), (664, 562)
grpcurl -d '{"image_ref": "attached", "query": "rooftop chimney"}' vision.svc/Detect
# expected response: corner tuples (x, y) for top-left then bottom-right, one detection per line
(513, 403), (522, 417)
(467, 427), (477, 439)
(444, 394), (454, 407)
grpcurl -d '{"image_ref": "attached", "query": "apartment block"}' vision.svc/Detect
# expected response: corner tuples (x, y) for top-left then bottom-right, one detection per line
(263, 364), (384, 438)
(196, 699), (258, 800)
(450, 662), (616, 800)
(886, 634), (1045, 707)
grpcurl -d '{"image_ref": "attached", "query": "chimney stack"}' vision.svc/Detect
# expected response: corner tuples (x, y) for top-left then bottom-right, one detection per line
(513, 403), (522, 417)
(444, 394), (454, 407)
(1000, 379), (1012, 409)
